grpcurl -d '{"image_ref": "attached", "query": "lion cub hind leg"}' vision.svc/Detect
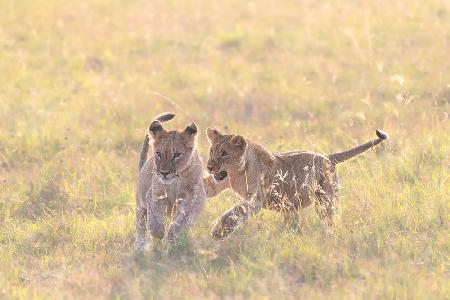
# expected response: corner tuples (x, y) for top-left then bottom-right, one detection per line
(314, 168), (339, 228)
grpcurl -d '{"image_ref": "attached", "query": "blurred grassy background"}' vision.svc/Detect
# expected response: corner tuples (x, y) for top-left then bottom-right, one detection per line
(0, 0), (449, 298)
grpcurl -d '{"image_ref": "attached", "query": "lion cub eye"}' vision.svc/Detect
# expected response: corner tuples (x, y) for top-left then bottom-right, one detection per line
(155, 152), (162, 159)
(221, 150), (228, 158)
(173, 153), (182, 160)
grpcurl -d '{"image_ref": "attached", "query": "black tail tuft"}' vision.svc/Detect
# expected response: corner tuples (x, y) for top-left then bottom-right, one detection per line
(328, 129), (389, 164)
(156, 112), (175, 123)
(376, 129), (388, 140)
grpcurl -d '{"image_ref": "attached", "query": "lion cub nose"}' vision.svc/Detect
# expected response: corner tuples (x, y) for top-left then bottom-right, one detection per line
(160, 171), (170, 176)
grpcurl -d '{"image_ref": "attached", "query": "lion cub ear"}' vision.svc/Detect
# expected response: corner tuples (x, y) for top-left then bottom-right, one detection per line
(206, 128), (223, 142)
(184, 122), (198, 136)
(229, 135), (247, 150)
(149, 120), (165, 139)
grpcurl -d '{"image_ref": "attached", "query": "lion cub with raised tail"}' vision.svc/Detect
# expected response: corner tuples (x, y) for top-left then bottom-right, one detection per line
(135, 113), (206, 251)
(204, 128), (388, 240)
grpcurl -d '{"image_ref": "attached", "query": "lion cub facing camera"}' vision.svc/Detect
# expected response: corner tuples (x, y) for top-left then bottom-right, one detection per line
(135, 113), (206, 251)
(203, 128), (388, 240)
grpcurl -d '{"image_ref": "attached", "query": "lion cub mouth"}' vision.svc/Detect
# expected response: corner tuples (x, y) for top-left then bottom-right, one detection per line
(213, 171), (228, 182)
(159, 177), (178, 185)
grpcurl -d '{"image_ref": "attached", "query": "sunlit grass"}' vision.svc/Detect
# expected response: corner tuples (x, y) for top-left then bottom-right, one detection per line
(0, 0), (449, 298)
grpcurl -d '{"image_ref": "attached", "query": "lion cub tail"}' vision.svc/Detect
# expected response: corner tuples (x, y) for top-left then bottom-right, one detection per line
(328, 129), (388, 164)
(138, 134), (151, 171)
(154, 112), (176, 123)
(138, 112), (176, 171)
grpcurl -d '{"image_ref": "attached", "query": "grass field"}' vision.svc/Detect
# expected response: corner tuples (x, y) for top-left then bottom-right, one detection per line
(0, 0), (449, 298)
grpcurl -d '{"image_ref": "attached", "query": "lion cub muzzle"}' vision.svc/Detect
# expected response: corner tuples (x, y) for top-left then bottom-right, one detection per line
(157, 171), (179, 184)
(212, 170), (228, 182)
(207, 161), (228, 182)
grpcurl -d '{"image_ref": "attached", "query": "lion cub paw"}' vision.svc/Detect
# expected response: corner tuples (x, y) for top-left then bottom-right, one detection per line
(211, 206), (247, 241)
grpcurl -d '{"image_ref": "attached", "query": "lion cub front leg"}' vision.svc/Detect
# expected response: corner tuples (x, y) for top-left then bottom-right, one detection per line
(167, 188), (206, 242)
(211, 184), (264, 241)
(147, 192), (167, 240)
(211, 203), (249, 240)
(203, 175), (230, 197)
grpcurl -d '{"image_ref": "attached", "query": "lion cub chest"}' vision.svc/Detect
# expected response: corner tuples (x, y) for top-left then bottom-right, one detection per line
(152, 179), (190, 205)
(228, 172), (251, 198)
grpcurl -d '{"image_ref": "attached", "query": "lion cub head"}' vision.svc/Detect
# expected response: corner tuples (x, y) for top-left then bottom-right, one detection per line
(149, 113), (198, 184)
(206, 128), (247, 182)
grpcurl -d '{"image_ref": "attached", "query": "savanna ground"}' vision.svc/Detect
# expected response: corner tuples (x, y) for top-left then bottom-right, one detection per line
(0, 0), (449, 298)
